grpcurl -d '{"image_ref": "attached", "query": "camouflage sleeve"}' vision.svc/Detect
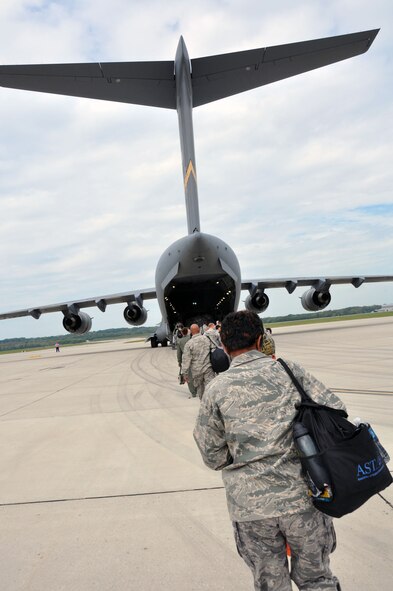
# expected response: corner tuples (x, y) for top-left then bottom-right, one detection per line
(193, 393), (233, 471)
(181, 341), (191, 377)
(289, 360), (347, 412)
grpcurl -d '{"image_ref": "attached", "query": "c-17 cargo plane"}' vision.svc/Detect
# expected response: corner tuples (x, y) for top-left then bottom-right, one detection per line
(1, 29), (392, 346)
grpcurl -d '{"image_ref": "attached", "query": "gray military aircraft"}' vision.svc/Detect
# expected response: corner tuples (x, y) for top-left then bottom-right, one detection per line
(1, 29), (392, 346)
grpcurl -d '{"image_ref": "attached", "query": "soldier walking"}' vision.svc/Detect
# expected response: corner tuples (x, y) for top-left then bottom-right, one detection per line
(194, 311), (343, 590)
(181, 324), (215, 400)
(176, 327), (197, 398)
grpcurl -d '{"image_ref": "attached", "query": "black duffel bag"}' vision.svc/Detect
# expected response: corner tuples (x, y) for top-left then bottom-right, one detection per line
(205, 335), (230, 373)
(278, 358), (392, 518)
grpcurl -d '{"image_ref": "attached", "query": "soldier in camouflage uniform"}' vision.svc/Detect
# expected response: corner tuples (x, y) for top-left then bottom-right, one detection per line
(204, 322), (223, 348)
(181, 324), (216, 399)
(194, 311), (343, 591)
(177, 327), (197, 397)
(261, 330), (275, 356)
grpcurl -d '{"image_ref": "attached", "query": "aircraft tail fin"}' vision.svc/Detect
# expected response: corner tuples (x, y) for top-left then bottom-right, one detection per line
(191, 29), (379, 107)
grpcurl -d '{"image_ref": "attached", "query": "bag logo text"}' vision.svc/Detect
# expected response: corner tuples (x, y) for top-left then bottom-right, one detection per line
(357, 456), (384, 481)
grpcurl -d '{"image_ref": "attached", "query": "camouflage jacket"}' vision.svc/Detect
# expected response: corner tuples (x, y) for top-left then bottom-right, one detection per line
(176, 334), (191, 366)
(262, 333), (275, 355)
(193, 349), (346, 522)
(204, 328), (222, 349)
(181, 334), (212, 378)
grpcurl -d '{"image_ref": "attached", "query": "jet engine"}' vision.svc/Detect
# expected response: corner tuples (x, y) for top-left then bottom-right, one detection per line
(245, 290), (270, 314)
(301, 288), (331, 312)
(63, 311), (92, 334)
(123, 303), (147, 326)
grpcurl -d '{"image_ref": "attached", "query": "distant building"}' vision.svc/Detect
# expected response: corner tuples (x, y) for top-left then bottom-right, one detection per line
(378, 304), (393, 312)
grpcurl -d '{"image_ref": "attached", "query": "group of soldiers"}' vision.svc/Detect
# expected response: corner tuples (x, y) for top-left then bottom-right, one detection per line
(174, 320), (275, 400)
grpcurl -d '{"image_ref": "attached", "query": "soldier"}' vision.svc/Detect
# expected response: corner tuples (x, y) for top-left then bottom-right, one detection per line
(176, 327), (197, 398)
(204, 322), (222, 348)
(193, 311), (344, 591)
(262, 328), (275, 357)
(181, 324), (215, 400)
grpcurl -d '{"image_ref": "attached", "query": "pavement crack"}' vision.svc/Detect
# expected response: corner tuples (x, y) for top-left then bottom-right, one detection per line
(0, 486), (225, 507)
(377, 492), (393, 510)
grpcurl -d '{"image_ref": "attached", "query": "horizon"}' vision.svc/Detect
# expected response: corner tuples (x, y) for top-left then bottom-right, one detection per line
(1, 303), (389, 343)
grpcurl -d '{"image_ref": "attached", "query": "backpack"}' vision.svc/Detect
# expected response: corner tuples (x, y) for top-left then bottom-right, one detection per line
(278, 358), (392, 518)
(205, 335), (230, 373)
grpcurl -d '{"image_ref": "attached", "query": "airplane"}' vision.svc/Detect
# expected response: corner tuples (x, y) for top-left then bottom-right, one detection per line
(1, 29), (392, 347)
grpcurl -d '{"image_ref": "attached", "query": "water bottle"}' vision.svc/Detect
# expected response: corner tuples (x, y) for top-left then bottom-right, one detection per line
(293, 422), (333, 501)
(353, 418), (390, 463)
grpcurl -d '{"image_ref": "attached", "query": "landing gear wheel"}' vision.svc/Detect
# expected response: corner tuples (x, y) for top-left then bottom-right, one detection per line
(151, 336), (158, 348)
(161, 339), (168, 347)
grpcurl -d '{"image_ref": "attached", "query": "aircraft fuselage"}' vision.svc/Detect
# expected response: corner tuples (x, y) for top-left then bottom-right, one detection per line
(155, 232), (241, 332)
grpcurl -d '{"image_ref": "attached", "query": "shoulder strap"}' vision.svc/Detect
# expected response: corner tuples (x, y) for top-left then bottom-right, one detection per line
(277, 357), (312, 403)
(277, 358), (348, 415)
(205, 334), (215, 350)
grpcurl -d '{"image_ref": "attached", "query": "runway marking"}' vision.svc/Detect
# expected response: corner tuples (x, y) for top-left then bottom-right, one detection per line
(0, 485), (225, 507)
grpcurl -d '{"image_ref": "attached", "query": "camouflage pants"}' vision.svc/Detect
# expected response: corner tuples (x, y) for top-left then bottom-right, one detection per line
(193, 367), (216, 400)
(187, 370), (197, 397)
(233, 509), (340, 591)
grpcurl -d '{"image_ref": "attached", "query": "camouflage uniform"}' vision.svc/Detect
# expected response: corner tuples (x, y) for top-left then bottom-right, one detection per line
(204, 327), (222, 349)
(262, 332), (275, 356)
(181, 333), (216, 399)
(193, 350), (345, 590)
(234, 510), (340, 590)
(176, 334), (197, 397)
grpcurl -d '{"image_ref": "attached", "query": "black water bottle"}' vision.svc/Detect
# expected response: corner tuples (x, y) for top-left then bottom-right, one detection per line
(293, 422), (333, 500)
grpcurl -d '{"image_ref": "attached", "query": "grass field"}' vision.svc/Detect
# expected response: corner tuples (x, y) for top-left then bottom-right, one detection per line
(267, 311), (393, 328)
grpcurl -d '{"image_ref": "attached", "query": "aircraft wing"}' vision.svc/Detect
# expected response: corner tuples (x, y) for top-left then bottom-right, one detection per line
(0, 30), (378, 110)
(0, 288), (156, 320)
(241, 275), (393, 294)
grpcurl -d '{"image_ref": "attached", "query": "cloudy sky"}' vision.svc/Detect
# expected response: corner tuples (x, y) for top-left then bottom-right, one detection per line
(0, 0), (392, 339)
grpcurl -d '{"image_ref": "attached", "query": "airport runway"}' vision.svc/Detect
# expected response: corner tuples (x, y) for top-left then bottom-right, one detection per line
(0, 317), (392, 590)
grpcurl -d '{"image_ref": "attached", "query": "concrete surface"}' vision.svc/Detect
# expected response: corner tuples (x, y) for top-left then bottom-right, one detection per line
(0, 317), (392, 590)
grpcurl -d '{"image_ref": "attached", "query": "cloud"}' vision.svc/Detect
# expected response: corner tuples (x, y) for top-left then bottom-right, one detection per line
(0, 0), (392, 338)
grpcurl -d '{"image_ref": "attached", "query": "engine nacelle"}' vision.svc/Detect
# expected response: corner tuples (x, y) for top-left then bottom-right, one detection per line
(123, 303), (147, 326)
(63, 311), (92, 334)
(301, 288), (331, 312)
(245, 291), (270, 314)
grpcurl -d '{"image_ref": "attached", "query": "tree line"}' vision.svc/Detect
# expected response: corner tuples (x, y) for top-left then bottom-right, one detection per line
(0, 305), (384, 352)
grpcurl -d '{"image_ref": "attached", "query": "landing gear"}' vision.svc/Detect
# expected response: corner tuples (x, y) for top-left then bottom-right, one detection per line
(150, 336), (169, 348)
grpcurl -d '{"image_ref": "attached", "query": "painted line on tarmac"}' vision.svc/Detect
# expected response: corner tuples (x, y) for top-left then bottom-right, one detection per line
(0, 485), (225, 507)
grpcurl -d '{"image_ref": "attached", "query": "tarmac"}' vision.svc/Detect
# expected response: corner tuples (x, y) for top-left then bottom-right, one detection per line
(0, 316), (392, 590)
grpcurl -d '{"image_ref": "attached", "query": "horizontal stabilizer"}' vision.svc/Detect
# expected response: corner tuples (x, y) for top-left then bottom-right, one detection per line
(0, 60), (176, 108)
(0, 30), (378, 110)
(191, 29), (379, 106)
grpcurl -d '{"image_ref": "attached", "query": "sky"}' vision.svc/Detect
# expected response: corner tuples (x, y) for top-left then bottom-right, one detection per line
(0, 0), (392, 339)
